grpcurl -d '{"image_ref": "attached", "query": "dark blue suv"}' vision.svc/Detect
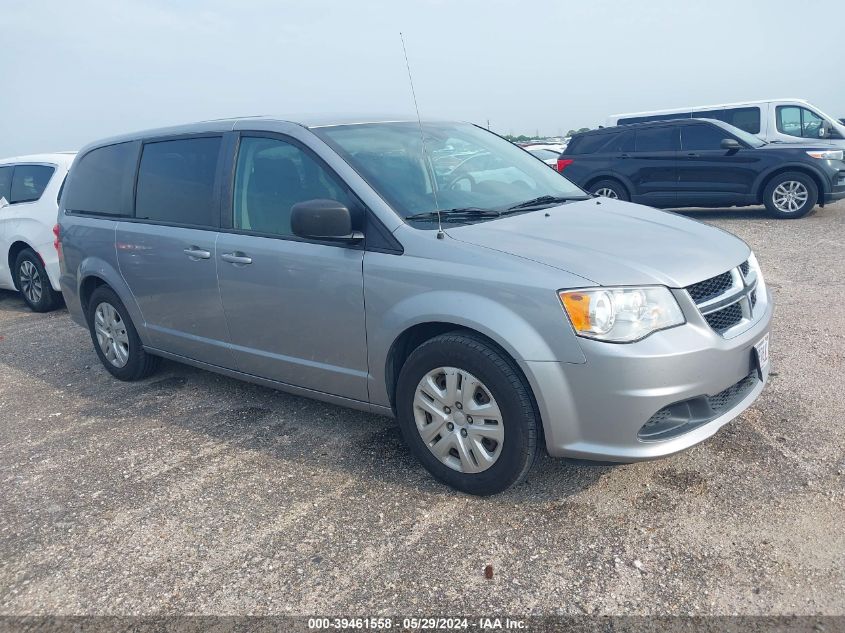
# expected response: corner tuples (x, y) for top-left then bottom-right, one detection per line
(559, 118), (845, 218)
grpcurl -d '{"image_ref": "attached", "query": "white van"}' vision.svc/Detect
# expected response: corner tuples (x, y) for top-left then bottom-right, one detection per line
(0, 152), (76, 311)
(607, 99), (845, 147)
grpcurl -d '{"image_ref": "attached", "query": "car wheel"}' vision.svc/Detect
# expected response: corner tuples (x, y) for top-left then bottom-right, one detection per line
(87, 285), (160, 381)
(14, 249), (61, 313)
(395, 332), (541, 495)
(763, 172), (818, 219)
(589, 179), (629, 201)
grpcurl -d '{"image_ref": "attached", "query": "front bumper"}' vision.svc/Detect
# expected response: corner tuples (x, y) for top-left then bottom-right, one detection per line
(523, 288), (773, 461)
(823, 167), (845, 203)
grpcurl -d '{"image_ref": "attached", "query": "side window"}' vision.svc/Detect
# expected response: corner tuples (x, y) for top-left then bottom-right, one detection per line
(723, 107), (761, 134)
(233, 136), (355, 238)
(0, 166), (11, 202)
(10, 165), (55, 204)
(607, 130), (635, 153)
(634, 127), (679, 152)
(777, 106), (824, 139)
(135, 137), (222, 227)
(681, 124), (731, 151)
(63, 142), (138, 216)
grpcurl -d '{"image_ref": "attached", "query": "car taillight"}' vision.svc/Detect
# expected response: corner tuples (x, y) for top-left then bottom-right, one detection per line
(556, 158), (574, 172)
(53, 224), (61, 252)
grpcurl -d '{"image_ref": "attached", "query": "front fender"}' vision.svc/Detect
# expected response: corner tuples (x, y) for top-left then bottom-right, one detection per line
(752, 162), (832, 196)
(367, 289), (586, 408)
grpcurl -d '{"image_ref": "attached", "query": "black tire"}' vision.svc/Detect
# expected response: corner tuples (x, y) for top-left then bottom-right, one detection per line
(395, 332), (541, 496)
(14, 249), (62, 313)
(763, 171), (818, 219)
(588, 178), (629, 201)
(86, 285), (159, 381)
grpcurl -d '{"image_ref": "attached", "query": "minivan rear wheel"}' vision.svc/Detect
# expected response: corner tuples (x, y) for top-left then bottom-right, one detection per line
(14, 249), (61, 313)
(763, 172), (818, 218)
(86, 286), (160, 381)
(395, 332), (541, 495)
(589, 179), (629, 201)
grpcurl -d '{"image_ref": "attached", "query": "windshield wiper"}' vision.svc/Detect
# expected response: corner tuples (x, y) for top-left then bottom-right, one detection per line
(405, 207), (502, 222)
(503, 195), (590, 212)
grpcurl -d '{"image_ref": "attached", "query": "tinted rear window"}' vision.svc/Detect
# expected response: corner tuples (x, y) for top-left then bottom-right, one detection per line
(0, 166), (11, 202)
(567, 131), (630, 155)
(681, 124), (730, 150)
(135, 137), (222, 227)
(64, 142), (138, 215)
(634, 127), (678, 152)
(10, 165), (55, 203)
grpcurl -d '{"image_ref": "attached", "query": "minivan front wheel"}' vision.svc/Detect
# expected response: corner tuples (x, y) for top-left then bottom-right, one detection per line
(87, 286), (160, 381)
(14, 249), (61, 312)
(395, 332), (541, 495)
(589, 179), (629, 201)
(763, 172), (818, 218)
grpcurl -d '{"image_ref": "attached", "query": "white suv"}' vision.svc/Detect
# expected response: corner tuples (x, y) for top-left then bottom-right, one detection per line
(0, 152), (76, 311)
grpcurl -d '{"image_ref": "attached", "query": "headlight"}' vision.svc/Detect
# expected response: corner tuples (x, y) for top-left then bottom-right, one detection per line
(747, 251), (766, 296)
(559, 286), (685, 342)
(806, 149), (844, 160)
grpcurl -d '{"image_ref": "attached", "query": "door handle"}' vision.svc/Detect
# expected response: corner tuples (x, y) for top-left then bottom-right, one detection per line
(686, 153), (700, 158)
(184, 246), (211, 260)
(617, 153), (631, 159)
(221, 252), (253, 265)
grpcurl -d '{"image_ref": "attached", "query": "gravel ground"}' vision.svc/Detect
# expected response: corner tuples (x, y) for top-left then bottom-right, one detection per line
(0, 202), (843, 617)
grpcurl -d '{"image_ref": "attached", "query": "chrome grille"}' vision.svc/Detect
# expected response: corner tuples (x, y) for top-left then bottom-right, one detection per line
(686, 260), (760, 338)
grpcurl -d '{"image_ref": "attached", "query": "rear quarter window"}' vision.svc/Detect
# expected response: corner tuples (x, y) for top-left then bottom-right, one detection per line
(567, 132), (624, 155)
(10, 165), (55, 203)
(63, 142), (138, 216)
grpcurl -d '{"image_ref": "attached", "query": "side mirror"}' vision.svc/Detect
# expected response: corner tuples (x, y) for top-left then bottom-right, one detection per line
(721, 139), (742, 151)
(290, 199), (363, 242)
(819, 121), (830, 138)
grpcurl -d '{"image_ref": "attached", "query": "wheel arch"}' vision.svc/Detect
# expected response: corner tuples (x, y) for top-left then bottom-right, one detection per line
(7, 241), (38, 288)
(384, 322), (544, 443)
(584, 173), (632, 198)
(755, 165), (828, 206)
(74, 258), (148, 342)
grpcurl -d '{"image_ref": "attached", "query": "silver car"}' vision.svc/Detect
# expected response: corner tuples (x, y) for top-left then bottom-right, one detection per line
(58, 117), (773, 495)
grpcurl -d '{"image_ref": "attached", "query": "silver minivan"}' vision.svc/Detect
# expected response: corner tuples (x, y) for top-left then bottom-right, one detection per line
(58, 117), (773, 495)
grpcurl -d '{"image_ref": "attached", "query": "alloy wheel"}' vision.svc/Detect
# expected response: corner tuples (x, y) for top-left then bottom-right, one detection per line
(94, 302), (130, 368)
(19, 260), (42, 305)
(413, 367), (504, 473)
(772, 181), (808, 213)
(595, 187), (619, 199)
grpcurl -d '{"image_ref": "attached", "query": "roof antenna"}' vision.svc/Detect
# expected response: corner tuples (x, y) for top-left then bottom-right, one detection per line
(400, 32), (444, 239)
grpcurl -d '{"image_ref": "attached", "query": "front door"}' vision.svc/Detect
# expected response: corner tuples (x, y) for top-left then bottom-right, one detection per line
(216, 134), (369, 402)
(116, 135), (234, 367)
(676, 123), (759, 206)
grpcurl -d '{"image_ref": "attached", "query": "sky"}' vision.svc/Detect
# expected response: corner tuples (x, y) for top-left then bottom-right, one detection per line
(1, 0), (843, 157)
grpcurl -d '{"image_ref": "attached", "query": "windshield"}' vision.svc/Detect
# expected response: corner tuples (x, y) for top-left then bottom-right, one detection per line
(313, 122), (586, 220)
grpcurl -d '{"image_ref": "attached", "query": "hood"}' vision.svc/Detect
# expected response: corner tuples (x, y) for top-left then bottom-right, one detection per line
(444, 198), (749, 288)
